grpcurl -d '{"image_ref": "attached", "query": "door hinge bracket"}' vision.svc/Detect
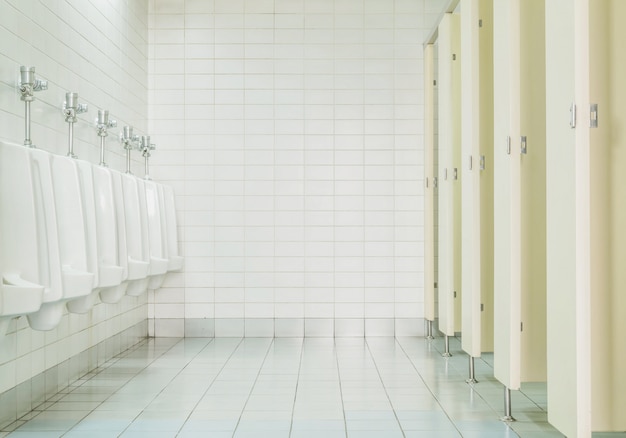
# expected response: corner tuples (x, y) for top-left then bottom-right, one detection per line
(479, 155), (485, 171)
(570, 103), (577, 128)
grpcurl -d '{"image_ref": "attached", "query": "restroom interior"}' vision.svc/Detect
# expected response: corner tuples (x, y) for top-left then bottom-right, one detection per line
(1, 0), (626, 437)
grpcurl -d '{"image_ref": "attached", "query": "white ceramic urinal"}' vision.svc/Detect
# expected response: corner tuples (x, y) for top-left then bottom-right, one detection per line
(0, 141), (45, 336)
(50, 155), (96, 314)
(120, 173), (152, 296)
(26, 150), (94, 330)
(73, 161), (125, 307)
(109, 170), (149, 297)
(143, 179), (169, 289)
(160, 184), (183, 272)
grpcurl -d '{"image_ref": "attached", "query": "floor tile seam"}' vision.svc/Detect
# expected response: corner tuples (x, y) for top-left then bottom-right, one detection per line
(230, 338), (277, 437)
(281, 337), (305, 438)
(172, 338), (246, 436)
(110, 337), (215, 437)
(332, 338), (349, 438)
(363, 339), (410, 437)
(393, 337), (465, 437)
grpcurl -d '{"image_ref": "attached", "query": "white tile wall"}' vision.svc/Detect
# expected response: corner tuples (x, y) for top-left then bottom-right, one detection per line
(149, 0), (447, 337)
(0, 0), (149, 405)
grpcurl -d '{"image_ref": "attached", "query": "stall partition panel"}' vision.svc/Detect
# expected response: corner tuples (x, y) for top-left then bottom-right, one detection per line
(492, 0), (521, 390)
(437, 13), (462, 338)
(460, 0), (494, 358)
(424, 43), (436, 327)
(545, 0), (585, 435)
(478, 0), (494, 352)
(589, 0), (626, 430)
(519, 0), (547, 383)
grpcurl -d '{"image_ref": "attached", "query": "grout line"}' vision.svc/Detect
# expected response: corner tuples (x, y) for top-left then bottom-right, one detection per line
(288, 337), (305, 437)
(333, 338), (349, 438)
(364, 338), (406, 438)
(231, 338), (276, 436)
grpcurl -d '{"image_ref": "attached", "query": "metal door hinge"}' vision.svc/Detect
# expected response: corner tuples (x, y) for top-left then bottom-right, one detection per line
(433, 177), (438, 188)
(469, 155), (473, 170)
(434, 282), (438, 289)
(433, 79), (437, 86)
(521, 136), (527, 155)
(480, 303), (484, 311)
(590, 104), (598, 128)
(479, 155), (486, 171)
(452, 54), (456, 60)
(454, 291), (457, 298)
(570, 103), (577, 128)
(521, 322), (524, 332)
(444, 168), (448, 180)
(479, 19), (483, 27)
(453, 168), (458, 180)
(506, 136), (511, 155)
(426, 177), (429, 188)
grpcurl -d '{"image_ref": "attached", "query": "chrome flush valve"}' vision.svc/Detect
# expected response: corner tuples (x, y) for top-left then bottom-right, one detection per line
(19, 66), (48, 147)
(140, 135), (156, 180)
(63, 92), (88, 159)
(121, 126), (140, 174)
(19, 66), (48, 101)
(96, 109), (118, 167)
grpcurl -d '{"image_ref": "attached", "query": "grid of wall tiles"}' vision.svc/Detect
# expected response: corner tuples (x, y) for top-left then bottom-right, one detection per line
(0, 0), (150, 427)
(149, 0), (447, 337)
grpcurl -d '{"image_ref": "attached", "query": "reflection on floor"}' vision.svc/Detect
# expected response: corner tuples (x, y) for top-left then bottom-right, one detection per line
(1, 335), (568, 437)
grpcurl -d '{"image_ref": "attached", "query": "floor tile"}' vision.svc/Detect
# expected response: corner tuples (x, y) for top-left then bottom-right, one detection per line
(5, 337), (569, 438)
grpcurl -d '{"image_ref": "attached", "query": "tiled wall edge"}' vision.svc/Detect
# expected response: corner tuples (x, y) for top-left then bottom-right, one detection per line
(0, 320), (147, 430)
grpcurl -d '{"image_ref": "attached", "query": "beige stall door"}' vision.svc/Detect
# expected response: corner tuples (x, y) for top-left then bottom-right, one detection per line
(461, 0), (494, 358)
(424, 43), (436, 325)
(437, 13), (461, 338)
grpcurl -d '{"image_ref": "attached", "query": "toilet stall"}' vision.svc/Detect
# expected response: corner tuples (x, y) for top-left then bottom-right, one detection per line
(492, 0), (547, 406)
(436, 11), (462, 351)
(459, 0), (494, 372)
(546, 0), (626, 435)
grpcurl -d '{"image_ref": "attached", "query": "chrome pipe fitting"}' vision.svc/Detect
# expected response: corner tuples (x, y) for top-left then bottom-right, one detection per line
(63, 92), (88, 159)
(121, 126), (139, 174)
(140, 135), (156, 180)
(95, 109), (117, 167)
(18, 66), (48, 147)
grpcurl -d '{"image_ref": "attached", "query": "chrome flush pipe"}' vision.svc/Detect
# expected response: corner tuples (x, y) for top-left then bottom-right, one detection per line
(18, 66), (47, 147)
(63, 92), (88, 158)
(121, 126), (139, 174)
(140, 135), (155, 180)
(96, 109), (117, 167)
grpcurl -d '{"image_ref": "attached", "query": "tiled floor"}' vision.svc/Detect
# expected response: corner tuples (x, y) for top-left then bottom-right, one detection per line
(1, 336), (566, 437)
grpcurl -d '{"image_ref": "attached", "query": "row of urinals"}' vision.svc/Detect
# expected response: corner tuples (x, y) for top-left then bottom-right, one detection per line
(0, 140), (183, 336)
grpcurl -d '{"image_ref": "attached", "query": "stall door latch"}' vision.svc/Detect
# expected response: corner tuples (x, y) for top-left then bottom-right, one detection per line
(570, 103), (577, 128)
(590, 104), (598, 128)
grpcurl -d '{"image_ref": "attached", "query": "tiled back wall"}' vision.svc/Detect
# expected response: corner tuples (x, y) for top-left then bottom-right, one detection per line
(148, 0), (446, 337)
